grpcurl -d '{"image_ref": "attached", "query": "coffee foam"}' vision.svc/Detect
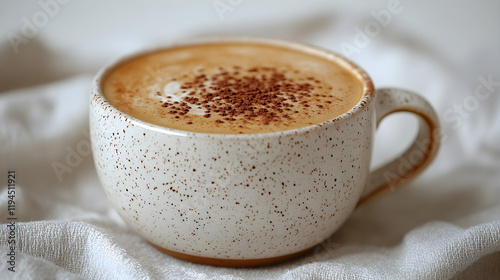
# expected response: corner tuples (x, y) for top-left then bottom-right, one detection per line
(102, 42), (364, 134)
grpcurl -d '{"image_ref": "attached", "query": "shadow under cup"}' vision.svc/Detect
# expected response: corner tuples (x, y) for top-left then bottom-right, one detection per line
(90, 38), (439, 267)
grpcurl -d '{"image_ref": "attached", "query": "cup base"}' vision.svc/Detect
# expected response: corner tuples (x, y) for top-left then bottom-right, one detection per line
(150, 242), (316, 267)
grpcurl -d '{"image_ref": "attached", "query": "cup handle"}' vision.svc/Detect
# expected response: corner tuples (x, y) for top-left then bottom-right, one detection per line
(356, 88), (441, 208)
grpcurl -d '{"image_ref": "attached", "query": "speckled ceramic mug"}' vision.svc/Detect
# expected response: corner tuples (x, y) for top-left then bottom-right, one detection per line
(90, 38), (440, 267)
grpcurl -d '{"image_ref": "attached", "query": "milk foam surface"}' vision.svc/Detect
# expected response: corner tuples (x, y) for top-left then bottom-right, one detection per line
(102, 42), (364, 134)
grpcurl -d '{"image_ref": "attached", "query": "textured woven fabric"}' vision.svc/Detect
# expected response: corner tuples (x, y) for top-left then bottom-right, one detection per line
(1, 1), (499, 279)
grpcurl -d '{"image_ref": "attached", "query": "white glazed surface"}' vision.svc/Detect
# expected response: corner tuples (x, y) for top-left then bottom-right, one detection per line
(90, 38), (376, 260)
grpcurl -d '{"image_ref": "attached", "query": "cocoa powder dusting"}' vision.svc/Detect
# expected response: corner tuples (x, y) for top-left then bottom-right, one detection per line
(160, 67), (321, 125)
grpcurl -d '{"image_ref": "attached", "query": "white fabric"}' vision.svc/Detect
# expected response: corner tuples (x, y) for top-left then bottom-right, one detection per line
(1, 1), (499, 279)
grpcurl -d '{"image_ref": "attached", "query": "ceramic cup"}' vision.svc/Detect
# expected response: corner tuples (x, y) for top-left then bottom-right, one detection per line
(90, 37), (440, 267)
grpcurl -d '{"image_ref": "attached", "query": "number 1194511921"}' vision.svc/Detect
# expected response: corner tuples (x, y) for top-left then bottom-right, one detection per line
(7, 171), (16, 215)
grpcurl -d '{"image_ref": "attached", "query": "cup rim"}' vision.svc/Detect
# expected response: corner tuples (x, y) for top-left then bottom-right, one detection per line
(91, 36), (375, 139)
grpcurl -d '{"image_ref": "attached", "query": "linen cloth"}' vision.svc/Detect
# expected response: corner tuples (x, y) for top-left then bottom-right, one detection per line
(1, 1), (499, 279)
